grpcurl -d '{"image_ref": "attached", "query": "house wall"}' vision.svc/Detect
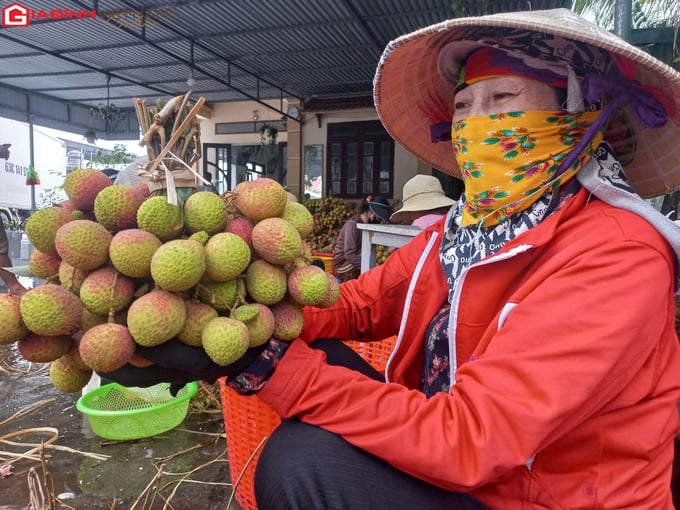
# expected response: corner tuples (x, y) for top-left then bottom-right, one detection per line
(199, 100), (424, 204)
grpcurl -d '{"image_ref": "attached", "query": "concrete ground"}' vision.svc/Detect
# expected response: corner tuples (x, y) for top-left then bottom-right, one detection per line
(0, 343), (245, 510)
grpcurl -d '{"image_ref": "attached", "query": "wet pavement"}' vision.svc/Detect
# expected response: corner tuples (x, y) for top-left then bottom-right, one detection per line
(0, 343), (244, 510)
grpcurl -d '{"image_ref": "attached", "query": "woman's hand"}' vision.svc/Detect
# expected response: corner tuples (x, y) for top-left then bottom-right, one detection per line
(98, 339), (267, 394)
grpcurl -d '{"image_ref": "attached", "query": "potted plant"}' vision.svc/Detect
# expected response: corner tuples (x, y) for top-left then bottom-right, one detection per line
(83, 129), (97, 144)
(259, 123), (278, 147)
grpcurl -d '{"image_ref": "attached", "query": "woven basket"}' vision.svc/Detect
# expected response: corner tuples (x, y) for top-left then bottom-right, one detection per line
(220, 336), (396, 510)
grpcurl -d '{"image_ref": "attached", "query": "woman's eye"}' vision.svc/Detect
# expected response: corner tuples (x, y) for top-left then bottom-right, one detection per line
(454, 100), (470, 110)
(493, 92), (515, 101)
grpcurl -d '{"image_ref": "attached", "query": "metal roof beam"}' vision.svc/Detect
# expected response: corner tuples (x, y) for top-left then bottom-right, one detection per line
(93, 0), (302, 120)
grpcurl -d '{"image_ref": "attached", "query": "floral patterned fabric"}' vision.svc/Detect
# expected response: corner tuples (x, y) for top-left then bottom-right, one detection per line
(453, 109), (603, 227)
(227, 339), (289, 395)
(420, 302), (453, 397)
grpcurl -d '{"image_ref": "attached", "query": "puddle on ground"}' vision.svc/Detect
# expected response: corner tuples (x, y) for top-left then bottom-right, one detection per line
(0, 344), (243, 510)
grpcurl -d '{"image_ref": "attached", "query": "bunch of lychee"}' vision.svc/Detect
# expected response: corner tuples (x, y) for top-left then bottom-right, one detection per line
(302, 196), (352, 253)
(0, 169), (340, 393)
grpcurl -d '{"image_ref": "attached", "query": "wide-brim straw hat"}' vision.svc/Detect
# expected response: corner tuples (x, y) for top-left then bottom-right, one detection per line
(391, 174), (455, 223)
(373, 8), (680, 198)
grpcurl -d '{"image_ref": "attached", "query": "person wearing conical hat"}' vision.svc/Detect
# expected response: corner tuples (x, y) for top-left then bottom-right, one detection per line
(98, 9), (680, 509)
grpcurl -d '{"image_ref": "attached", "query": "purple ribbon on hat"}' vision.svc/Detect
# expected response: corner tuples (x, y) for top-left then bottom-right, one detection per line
(431, 121), (451, 143)
(583, 73), (667, 129)
(553, 73), (668, 178)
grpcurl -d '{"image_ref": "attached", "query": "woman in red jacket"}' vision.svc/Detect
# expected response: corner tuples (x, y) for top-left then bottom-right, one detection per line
(105, 8), (680, 509)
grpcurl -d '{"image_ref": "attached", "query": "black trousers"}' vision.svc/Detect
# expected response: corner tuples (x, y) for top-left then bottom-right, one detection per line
(253, 339), (490, 510)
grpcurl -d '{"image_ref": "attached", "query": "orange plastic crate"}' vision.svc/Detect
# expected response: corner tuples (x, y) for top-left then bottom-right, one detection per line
(220, 336), (396, 510)
(311, 251), (335, 274)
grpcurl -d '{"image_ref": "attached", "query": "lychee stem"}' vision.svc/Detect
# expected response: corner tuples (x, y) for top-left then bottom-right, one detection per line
(107, 270), (119, 323)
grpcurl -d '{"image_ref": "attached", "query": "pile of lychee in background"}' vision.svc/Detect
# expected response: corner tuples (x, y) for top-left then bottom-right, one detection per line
(0, 170), (340, 394)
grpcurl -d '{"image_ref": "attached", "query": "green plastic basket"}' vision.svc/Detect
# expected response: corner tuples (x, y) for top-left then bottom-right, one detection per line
(76, 382), (198, 440)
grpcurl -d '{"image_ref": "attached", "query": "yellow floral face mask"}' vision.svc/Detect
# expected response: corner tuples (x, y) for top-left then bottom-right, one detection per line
(453, 109), (603, 227)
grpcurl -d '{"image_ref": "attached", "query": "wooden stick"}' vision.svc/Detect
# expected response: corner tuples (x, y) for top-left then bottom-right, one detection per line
(172, 91), (193, 138)
(153, 95), (183, 126)
(145, 97), (206, 176)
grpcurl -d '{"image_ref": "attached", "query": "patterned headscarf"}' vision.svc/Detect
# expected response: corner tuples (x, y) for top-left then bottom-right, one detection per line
(455, 46), (569, 93)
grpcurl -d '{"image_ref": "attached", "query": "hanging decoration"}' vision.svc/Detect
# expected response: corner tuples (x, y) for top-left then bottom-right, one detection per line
(25, 165), (40, 186)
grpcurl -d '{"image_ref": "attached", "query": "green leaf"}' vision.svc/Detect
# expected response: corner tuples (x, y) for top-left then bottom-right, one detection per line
(483, 137), (501, 145)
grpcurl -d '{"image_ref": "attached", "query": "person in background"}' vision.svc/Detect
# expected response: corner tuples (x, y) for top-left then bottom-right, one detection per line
(390, 174), (456, 228)
(0, 221), (26, 296)
(101, 9), (680, 509)
(0, 145), (26, 296)
(332, 195), (390, 281)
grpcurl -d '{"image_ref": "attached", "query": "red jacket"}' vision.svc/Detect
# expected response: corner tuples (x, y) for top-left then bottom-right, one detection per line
(258, 188), (680, 509)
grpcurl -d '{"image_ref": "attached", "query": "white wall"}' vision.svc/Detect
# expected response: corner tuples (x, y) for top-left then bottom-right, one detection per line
(0, 118), (67, 212)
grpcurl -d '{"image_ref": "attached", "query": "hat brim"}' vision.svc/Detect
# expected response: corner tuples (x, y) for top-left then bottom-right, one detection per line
(368, 202), (393, 223)
(373, 8), (680, 197)
(390, 193), (455, 223)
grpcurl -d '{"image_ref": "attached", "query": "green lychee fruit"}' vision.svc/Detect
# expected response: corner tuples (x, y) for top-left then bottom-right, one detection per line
(287, 265), (330, 306)
(55, 219), (112, 271)
(0, 294), (28, 345)
(26, 206), (73, 257)
(58, 260), (90, 295)
(251, 217), (302, 266)
(301, 240), (314, 259)
(189, 230), (210, 245)
(20, 283), (82, 336)
(49, 356), (92, 393)
(225, 216), (254, 248)
(58, 199), (80, 216)
(150, 239), (206, 292)
(136, 196), (183, 242)
(63, 168), (112, 211)
(78, 323), (135, 372)
(281, 202), (314, 240)
(61, 339), (91, 371)
(316, 272), (341, 308)
(79, 267), (135, 315)
(233, 303), (275, 348)
(271, 301), (304, 341)
(204, 232), (251, 282)
(197, 279), (239, 311)
(28, 249), (61, 280)
(17, 333), (72, 362)
(184, 191), (228, 235)
(109, 229), (162, 278)
(201, 317), (249, 366)
(177, 300), (218, 347)
(132, 180), (151, 201)
(81, 307), (127, 332)
(94, 184), (144, 231)
(127, 290), (186, 347)
(235, 178), (287, 221)
(245, 259), (287, 305)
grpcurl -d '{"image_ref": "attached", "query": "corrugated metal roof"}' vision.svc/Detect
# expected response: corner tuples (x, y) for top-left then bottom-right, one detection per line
(0, 0), (578, 139)
(0, 0), (460, 139)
